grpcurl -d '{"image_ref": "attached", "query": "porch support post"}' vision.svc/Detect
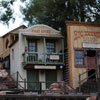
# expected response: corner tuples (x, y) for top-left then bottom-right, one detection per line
(62, 38), (64, 64)
(24, 36), (27, 51)
(24, 36), (27, 63)
(43, 37), (46, 64)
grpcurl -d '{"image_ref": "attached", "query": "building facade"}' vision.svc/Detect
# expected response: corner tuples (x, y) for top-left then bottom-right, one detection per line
(66, 21), (100, 88)
(10, 24), (64, 90)
(0, 25), (26, 71)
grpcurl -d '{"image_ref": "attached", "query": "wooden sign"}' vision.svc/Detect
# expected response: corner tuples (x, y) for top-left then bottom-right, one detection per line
(74, 30), (100, 42)
(83, 43), (100, 48)
(50, 55), (59, 60)
(32, 29), (51, 33)
(34, 65), (56, 69)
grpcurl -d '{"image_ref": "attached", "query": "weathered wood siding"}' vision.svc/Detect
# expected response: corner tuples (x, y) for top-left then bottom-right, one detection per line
(66, 21), (100, 88)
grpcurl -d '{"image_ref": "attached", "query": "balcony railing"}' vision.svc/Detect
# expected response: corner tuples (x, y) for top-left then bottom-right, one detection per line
(23, 52), (64, 66)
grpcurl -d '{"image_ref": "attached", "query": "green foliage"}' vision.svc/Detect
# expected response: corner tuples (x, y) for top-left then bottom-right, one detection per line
(0, 0), (100, 34)
(21, 0), (100, 35)
(0, 0), (15, 25)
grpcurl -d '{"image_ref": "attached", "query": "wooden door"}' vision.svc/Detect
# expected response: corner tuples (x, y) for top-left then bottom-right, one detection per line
(86, 56), (96, 79)
(27, 70), (39, 90)
(86, 56), (96, 70)
(45, 70), (57, 88)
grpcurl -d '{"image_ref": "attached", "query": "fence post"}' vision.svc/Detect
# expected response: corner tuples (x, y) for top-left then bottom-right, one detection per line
(24, 78), (26, 90)
(16, 71), (19, 88)
(39, 82), (42, 94)
(64, 81), (66, 94)
(79, 73), (81, 92)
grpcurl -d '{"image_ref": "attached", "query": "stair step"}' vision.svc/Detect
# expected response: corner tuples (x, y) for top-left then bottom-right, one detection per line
(77, 78), (100, 93)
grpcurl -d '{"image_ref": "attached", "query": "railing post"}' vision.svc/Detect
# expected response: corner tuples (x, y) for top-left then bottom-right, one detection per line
(43, 37), (46, 64)
(79, 73), (81, 92)
(39, 82), (42, 94)
(24, 78), (26, 90)
(61, 39), (64, 64)
(64, 81), (66, 94)
(17, 71), (19, 88)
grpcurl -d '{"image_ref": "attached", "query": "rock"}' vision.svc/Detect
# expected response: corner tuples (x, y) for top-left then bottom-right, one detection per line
(65, 85), (75, 92)
(6, 76), (16, 88)
(0, 91), (6, 95)
(2, 70), (8, 78)
(86, 96), (96, 100)
(0, 70), (8, 78)
(47, 82), (75, 93)
(0, 63), (3, 69)
(49, 83), (59, 90)
(0, 84), (8, 90)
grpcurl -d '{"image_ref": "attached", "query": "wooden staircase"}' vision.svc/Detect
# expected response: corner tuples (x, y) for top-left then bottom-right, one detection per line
(79, 78), (98, 93)
(77, 69), (100, 94)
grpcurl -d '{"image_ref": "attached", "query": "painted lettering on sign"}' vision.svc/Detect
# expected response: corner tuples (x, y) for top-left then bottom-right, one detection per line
(74, 30), (100, 42)
(83, 36), (97, 42)
(32, 29), (51, 33)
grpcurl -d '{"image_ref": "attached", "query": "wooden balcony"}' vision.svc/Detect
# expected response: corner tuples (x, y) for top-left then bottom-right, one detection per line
(23, 52), (64, 67)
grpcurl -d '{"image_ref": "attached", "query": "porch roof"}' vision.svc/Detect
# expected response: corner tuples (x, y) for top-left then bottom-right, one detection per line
(22, 33), (64, 38)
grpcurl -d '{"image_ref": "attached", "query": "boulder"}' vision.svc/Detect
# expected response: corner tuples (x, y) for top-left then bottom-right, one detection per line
(0, 84), (8, 90)
(6, 76), (16, 88)
(86, 96), (96, 100)
(49, 83), (59, 90)
(48, 82), (75, 93)
(0, 63), (3, 69)
(0, 91), (6, 95)
(0, 69), (8, 78)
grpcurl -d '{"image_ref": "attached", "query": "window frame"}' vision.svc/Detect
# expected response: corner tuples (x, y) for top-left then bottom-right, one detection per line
(74, 49), (85, 67)
(28, 40), (37, 52)
(46, 41), (56, 53)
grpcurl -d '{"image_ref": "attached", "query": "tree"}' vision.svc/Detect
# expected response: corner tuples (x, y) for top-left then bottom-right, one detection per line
(20, 0), (100, 35)
(0, 0), (100, 34)
(0, 0), (15, 25)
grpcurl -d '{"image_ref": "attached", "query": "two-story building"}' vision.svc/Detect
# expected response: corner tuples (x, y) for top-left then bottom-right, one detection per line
(66, 21), (100, 89)
(10, 24), (64, 90)
(0, 25), (26, 71)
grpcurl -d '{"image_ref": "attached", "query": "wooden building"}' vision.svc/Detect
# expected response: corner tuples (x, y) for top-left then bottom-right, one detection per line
(10, 24), (64, 90)
(0, 25), (26, 70)
(66, 21), (100, 88)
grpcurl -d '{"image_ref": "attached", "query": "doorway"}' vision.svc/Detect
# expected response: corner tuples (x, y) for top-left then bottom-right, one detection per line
(88, 69), (96, 79)
(27, 70), (39, 90)
(45, 70), (57, 88)
(86, 50), (96, 79)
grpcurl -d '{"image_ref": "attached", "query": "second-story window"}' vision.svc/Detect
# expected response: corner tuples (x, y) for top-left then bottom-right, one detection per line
(46, 42), (55, 53)
(5, 38), (9, 48)
(28, 41), (37, 52)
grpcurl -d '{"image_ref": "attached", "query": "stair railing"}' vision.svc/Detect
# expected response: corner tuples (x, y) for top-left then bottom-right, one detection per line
(79, 69), (97, 92)
(16, 71), (27, 89)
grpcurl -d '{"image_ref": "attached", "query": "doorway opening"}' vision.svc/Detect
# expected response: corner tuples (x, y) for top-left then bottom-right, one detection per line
(86, 50), (96, 79)
(88, 69), (96, 79)
(86, 50), (96, 57)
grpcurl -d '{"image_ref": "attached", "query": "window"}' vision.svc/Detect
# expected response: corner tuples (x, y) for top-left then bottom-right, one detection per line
(5, 38), (9, 48)
(46, 42), (55, 53)
(28, 41), (37, 52)
(12, 49), (14, 60)
(75, 50), (84, 65)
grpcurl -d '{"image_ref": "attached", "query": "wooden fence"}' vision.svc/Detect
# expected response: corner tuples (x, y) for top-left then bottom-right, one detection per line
(0, 94), (90, 100)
